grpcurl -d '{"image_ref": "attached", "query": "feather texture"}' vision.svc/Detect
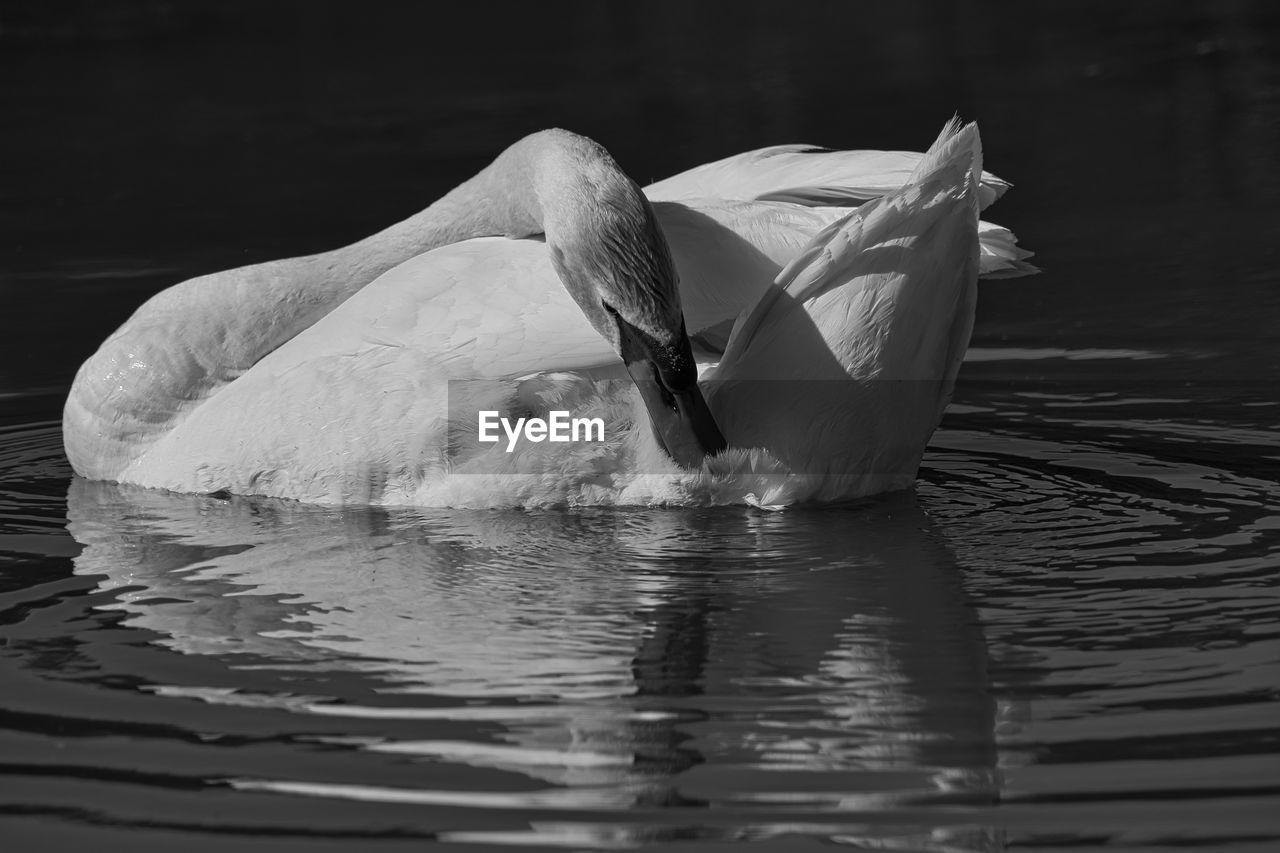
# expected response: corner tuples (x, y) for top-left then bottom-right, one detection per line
(645, 139), (1009, 210)
(66, 122), (1032, 507)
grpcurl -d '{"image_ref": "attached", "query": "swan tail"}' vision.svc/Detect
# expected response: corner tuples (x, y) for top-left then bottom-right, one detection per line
(979, 220), (1040, 279)
(645, 141), (1010, 210)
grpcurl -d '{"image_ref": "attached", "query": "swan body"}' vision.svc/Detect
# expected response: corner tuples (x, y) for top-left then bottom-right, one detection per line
(65, 121), (1034, 507)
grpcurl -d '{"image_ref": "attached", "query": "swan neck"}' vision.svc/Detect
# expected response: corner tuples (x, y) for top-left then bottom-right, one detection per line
(390, 128), (637, 253)
(397, 129), (679, 345)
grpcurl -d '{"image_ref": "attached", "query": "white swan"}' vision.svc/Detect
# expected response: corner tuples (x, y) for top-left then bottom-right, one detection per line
(64, 119), (1034, 507)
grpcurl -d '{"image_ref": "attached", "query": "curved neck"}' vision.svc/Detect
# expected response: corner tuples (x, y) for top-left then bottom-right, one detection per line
(186, 130), (656, 369)
(374, 129), (678, 347)
(359, 129), (627, 262)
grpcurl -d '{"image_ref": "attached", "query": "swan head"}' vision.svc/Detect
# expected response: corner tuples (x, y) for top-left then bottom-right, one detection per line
(546, 181), (726, 469)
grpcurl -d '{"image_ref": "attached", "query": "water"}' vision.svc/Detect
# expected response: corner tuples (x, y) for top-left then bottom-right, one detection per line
(2, 2), (1279, 850)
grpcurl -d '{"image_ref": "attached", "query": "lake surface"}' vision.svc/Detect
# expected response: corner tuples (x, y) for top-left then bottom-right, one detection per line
(2, 2), (1278, 850)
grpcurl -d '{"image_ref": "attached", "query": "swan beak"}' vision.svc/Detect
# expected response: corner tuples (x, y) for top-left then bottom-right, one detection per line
(617, 320), (727, 468)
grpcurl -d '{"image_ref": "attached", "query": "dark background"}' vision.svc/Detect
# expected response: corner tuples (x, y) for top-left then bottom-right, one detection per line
(2, 0), (1278, 422)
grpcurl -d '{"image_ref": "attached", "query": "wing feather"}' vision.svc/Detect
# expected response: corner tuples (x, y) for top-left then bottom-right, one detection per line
(646, 142), (1009, 210)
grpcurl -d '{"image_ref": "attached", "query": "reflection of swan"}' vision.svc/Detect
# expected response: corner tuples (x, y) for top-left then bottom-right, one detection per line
(66, 478), (998, 831)
(65, 121), (1033, 507)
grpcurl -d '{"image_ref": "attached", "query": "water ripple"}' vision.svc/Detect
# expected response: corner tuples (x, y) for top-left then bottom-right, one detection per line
(1, 376), (1277, 849)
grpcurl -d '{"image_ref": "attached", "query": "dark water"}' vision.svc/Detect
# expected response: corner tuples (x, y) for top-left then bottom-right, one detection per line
(2, 2), (1279, 850)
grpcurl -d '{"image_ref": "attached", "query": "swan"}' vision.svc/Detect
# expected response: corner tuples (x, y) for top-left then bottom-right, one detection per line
(64, 119), (1034, 507)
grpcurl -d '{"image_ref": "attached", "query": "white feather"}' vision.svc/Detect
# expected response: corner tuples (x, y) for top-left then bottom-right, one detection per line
(67, 122), (1031, 507)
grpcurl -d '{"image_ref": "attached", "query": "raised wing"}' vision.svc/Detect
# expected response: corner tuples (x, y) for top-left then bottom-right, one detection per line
(719, 119), (983, 384)
(645, 142), (1010, 211)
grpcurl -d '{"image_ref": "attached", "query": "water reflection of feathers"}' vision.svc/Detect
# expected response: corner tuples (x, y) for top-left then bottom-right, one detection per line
(68, 478), (998, 811)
